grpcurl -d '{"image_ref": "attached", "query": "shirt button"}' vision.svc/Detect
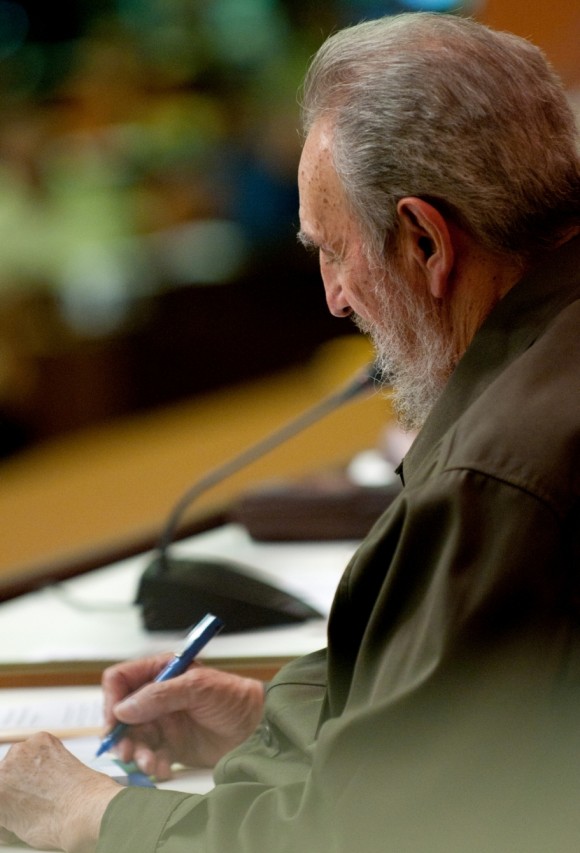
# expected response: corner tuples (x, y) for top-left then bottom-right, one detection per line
(262, 722), (273, 747)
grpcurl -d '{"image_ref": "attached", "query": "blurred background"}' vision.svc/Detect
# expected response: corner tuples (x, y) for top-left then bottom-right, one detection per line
(0, 0), (578, 456)
(0, 0), (578, 579)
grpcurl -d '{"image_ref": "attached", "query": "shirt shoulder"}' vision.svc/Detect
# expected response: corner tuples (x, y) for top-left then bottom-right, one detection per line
(424, 299), (580, 518)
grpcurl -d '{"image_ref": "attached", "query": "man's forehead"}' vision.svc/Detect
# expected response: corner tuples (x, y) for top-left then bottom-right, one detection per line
(298, 121), (346, 242)
(302, 119), (333, 156)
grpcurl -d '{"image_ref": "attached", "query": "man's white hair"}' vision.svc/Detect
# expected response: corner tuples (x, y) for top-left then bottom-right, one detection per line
(301, 13), (580, 263)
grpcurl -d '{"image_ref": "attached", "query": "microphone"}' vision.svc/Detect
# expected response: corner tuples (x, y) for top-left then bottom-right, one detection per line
(136, 360), (384, 632)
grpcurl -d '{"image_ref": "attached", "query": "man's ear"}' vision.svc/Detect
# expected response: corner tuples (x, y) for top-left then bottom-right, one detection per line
(396, 197), (454, 299)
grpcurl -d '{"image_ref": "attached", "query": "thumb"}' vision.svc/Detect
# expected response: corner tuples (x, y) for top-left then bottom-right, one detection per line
(113, 677), (191, 724)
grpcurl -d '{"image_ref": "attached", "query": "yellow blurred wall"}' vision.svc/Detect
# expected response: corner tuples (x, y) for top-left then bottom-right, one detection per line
(480, 0), (580, 86)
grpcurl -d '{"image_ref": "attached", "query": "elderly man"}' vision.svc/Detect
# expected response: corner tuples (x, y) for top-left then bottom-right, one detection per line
(1, 12), (579, 852)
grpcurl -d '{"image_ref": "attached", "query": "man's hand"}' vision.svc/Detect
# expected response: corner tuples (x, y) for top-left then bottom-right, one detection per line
(0, 733), (121, 852)
(101, 656), (265, 779)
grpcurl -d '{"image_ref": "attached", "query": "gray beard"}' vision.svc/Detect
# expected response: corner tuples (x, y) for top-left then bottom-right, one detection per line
(353, 270), (458, 432)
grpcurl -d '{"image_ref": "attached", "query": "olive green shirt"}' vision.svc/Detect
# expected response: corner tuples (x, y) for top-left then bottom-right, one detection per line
(98, 236), (580, 852)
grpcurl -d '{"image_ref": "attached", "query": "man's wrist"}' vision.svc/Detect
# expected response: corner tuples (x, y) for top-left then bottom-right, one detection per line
(63, 774), (123, 853)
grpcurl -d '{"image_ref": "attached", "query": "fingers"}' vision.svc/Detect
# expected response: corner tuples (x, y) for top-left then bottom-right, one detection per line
(114, 666), (264, 734)
(132, 745), (173, 781)
(102, 662), (265, 773)
(113, 672), (200, 724)
(111, 731), (173, 780)
(101, 653), (174, 724)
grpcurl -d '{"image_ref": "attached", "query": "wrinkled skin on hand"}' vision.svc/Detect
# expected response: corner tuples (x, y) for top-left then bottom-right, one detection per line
(0, 732), (121, 852)
(102, 657), (265, 780)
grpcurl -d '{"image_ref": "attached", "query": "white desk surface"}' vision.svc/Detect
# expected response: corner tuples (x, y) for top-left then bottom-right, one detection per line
(0, 524), (359, 678)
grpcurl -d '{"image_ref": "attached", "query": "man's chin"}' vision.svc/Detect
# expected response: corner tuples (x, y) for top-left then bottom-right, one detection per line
(353, 313), (454, 432)
(371, 354), (448, 432)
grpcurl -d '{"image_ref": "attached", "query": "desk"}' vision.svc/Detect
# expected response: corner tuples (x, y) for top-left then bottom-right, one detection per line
(0, 524), (359, 687)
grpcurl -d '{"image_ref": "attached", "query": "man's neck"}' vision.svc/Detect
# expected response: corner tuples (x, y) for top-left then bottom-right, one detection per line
(447, 228), (525, 359)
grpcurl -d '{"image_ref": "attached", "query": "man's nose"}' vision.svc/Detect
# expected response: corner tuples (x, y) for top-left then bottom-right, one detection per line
(322, 270), (352, 317)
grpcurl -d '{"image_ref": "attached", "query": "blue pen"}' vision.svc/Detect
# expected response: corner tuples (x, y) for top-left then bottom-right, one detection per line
(96, 612), (224, 757)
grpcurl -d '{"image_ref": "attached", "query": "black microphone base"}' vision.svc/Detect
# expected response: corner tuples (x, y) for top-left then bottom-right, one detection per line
(136, 554), (322, 633)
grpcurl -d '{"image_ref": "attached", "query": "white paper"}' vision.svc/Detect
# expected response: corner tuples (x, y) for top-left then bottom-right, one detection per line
(0, 686), (104, 743)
